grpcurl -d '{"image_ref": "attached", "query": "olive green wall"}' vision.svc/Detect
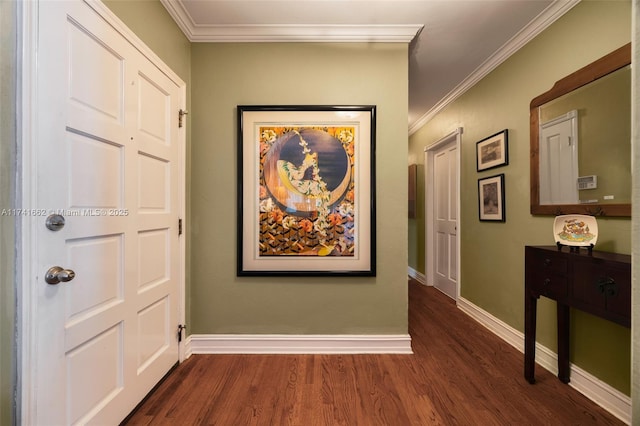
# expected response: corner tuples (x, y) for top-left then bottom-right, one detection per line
(409, 1), (631, 394)
(190, 43), (408, 334)
(0, 0), (17, 423)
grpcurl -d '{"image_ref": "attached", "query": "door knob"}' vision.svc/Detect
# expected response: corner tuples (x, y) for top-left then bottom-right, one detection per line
(45, 214), (65, 231)
(45, 266), (76, 285)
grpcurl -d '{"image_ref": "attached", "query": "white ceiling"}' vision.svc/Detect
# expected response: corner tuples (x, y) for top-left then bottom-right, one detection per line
(160, 0), (579, 133)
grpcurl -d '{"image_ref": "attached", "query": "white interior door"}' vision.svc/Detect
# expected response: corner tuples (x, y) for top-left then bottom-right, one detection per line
(32, 1), (184, 424)
(539, 110), (579, 204)
(433, 143), (458, 299)
(425, 129), (461, 301)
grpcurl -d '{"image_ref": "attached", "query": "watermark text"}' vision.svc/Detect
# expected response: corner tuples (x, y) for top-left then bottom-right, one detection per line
(1, 208), (129, 217)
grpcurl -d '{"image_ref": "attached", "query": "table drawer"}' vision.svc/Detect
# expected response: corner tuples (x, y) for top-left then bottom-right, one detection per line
(572, 259), (630, 325)
(529, 251), (568, 275)
(528, 272), (568, 300)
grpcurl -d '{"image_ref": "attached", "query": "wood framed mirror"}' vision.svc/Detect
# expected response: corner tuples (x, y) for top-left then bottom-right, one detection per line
(530, 43), (631, 217)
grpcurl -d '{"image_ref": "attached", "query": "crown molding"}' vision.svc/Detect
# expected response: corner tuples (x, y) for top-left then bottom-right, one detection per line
(160, 0), (422, 43)
(190, 24), (424, 43)
(409, 0), (580, 135)
(160, 0), (194, 37)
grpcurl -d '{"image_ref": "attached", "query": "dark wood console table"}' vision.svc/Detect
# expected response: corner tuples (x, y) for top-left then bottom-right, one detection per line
(524, 245), (630, 384)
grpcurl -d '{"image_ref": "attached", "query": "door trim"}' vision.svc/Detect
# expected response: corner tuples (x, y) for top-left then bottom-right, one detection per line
(18, 1), (39, 422)
(18, 1), (187, 423)
(424, 128), (462, 298)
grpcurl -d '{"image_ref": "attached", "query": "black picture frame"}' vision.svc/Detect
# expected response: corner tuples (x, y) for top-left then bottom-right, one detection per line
(478, 174), (505, 222)
(476, 129), (509, 172)
(237, 105), (376, 276)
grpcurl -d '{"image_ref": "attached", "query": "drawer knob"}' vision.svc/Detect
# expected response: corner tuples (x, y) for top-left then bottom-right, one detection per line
(543, 258), (551, 267)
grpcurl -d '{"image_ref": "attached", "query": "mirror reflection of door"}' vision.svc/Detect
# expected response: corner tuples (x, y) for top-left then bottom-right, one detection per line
(539, 110), (578, 204)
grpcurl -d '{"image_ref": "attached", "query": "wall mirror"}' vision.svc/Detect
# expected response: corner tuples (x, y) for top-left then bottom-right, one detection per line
(530, 43), (631, 217)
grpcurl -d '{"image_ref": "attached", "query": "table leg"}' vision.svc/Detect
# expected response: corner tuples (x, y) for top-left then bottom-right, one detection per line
(557, 303), (570, 383)
(524, 293), (537, 384)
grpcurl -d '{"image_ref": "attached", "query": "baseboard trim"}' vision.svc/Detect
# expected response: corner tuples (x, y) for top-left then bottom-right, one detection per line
(408, 266), (427, 284)
(186, 334), (413, 355)
(457, 297), (631, 425)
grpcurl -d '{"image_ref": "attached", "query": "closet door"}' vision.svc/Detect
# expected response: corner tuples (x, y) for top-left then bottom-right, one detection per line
(32, 1), (184, 423)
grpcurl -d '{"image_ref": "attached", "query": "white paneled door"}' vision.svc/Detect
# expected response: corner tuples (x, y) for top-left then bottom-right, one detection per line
(429, 137), (459, 300)
(32, 1), (184, 424)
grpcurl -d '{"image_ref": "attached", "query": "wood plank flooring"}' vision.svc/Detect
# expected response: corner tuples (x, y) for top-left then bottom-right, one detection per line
(123, 279), (624, 425)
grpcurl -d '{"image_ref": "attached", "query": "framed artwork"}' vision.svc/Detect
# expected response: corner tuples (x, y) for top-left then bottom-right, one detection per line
(237, 105), (376, 276)
(478, 174), (505, 222)
(476, 129), (508, 172)
(408, 164), (417, 219)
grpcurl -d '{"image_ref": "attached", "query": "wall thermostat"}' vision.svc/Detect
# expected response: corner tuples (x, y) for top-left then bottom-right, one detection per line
(577, 175), (597, 190)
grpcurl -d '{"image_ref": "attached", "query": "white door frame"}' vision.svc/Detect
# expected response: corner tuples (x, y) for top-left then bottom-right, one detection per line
(424, 128), (462, 298)
(17, 1), (186, 423)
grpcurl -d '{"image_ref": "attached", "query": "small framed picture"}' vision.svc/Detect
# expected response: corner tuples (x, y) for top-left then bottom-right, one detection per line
(478, 174), (505, 222)
(476, 129), (508, 172)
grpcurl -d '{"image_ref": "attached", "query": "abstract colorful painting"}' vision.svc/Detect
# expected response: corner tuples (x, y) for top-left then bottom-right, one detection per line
(238, 106), (376, 276)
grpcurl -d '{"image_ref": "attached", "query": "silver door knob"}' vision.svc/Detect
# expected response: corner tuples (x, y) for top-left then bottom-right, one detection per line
(45, 266), (76, 285)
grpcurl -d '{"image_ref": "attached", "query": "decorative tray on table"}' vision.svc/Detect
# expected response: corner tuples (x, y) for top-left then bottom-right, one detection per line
(553, 214), (598, 247)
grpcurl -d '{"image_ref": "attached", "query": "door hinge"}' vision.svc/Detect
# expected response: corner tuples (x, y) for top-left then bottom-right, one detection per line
(178, 218), (183, 236)
(177, 324), (187, 343)
(178, 109), (189, 128)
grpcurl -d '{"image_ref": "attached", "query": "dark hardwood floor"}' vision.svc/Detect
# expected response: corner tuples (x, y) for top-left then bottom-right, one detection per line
(123, 279), (624, 425)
